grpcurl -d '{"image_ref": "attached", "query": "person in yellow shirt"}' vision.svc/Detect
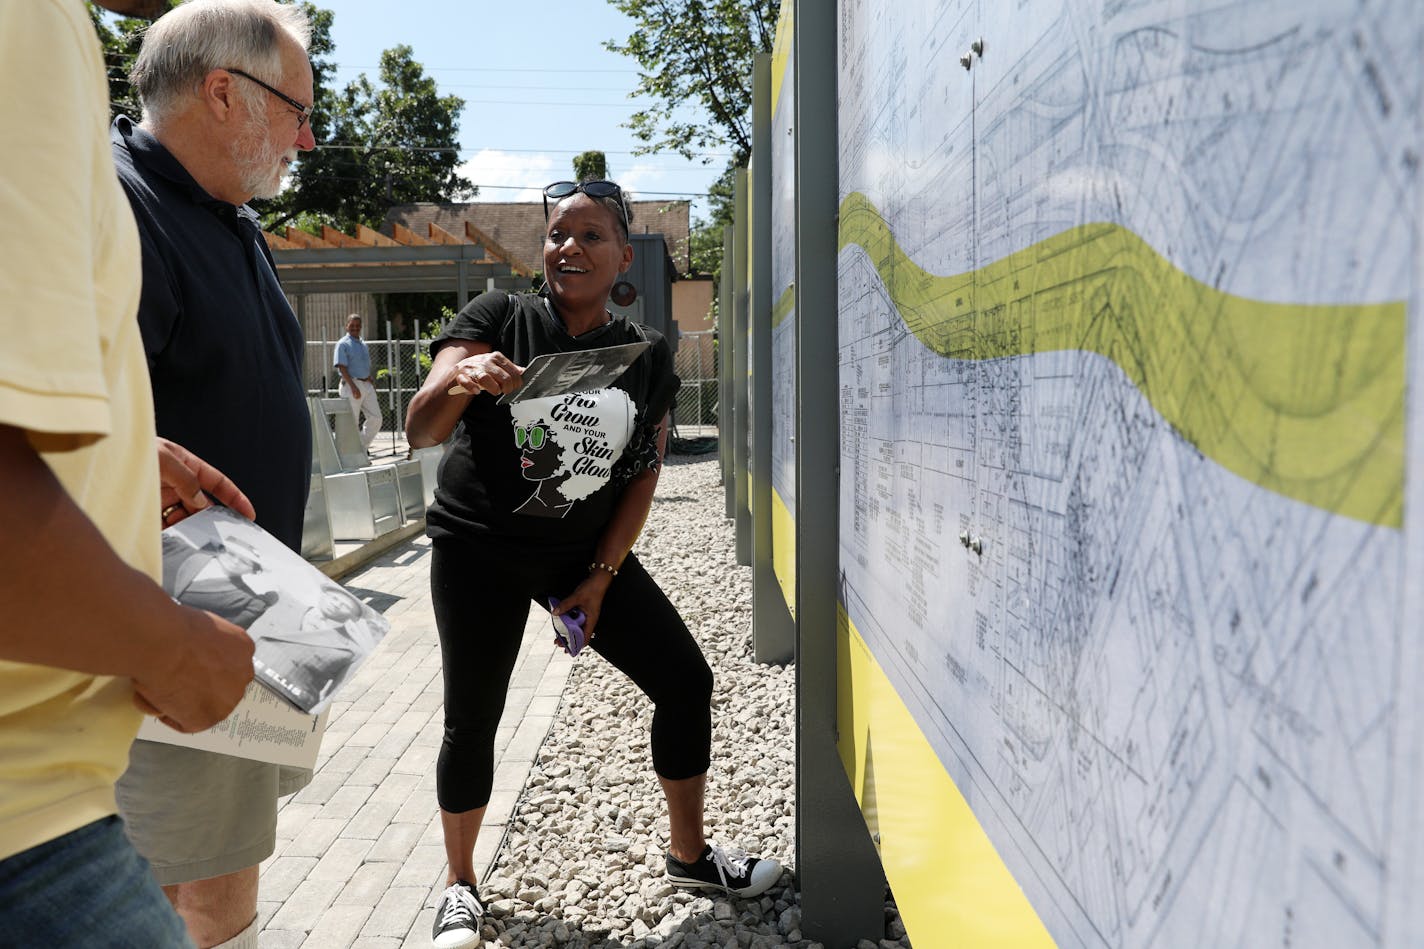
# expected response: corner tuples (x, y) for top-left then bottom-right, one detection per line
(0, 0), (256, 944)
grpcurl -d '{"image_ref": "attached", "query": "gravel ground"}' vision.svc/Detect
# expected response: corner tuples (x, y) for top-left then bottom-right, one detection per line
(471, 453), (911, 949)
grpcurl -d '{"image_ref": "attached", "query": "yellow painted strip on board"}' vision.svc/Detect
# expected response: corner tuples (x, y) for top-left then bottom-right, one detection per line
(770, 2), (794, 116)
(771, 486), (796, 617)
(837, 610), (1055, 946)
(838, 192), (1407, 528)
(771, 283), (795, 329)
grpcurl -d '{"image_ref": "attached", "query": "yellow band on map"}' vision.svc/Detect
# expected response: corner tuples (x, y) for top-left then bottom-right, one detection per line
(838, 192), (1406, 528)
(837, 607), (1055, 945)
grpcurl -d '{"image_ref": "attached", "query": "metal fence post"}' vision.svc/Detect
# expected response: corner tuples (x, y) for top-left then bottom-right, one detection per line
(385, 320), (396, 456)
(411, 321), (422, 444)
(721, 225), (736, 517)
(752, 51), (794, 663)
(701, 333), (710, 428)
(794, 0), (887, 943)
(733, 168), (752, 566)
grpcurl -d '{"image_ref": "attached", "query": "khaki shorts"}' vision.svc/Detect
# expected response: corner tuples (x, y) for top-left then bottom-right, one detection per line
(116, 740), (311, 885)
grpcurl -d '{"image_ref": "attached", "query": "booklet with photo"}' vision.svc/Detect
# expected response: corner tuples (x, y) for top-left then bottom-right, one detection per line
(136, 680), (329, 770)
(496, 341), (650, 404)
(157, 506), (390, 715)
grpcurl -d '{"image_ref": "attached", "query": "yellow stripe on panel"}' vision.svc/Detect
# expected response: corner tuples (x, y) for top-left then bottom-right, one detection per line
(772, 283), (796, 329)
(771, 3), (794, 115)
(838, 192), (1406, 528)
(747, 159), (755, 523)
(837, 610), (1055, 947)
(771, 486), (796, 616)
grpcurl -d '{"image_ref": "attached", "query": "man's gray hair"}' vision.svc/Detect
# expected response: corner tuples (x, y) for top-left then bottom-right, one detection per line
(130, 0), (312, 123)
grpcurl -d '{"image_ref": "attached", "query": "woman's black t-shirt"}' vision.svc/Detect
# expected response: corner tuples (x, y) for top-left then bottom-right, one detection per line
(425, 290), (680, 551)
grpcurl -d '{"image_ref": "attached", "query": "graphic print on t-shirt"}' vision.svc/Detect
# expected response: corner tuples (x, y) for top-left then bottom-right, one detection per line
(509, 389), (635, 518)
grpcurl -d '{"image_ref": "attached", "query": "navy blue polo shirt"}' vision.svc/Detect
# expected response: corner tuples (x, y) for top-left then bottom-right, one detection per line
(111, 116), (310, 551)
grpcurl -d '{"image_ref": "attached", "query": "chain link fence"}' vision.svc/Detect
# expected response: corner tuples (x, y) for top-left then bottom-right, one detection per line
(307, 324), (718, 449)
(672, 329), (718, 436)
(306, 323), (432, 457)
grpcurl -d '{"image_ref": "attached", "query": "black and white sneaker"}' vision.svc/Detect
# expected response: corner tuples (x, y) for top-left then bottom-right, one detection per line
(666, 844), (782, 898)
(432, 880), (482, 949)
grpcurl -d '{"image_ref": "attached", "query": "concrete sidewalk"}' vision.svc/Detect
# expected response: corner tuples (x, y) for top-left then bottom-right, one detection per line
(258, 534), (572, 948)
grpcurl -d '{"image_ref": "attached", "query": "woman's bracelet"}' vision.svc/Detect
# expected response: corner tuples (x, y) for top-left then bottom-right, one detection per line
(589, 561), (619, 578)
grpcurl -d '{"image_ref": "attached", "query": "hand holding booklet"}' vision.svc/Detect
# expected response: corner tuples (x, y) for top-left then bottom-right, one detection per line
(446, 340), (650, 403)
(137, 507), (390, 767)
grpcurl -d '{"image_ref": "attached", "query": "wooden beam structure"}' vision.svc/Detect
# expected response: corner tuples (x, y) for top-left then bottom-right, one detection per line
(464, 222), (533, 276)
(255, 222), (527, 303)
(391, 222), (432, 246)
(355, 224), (399, 247)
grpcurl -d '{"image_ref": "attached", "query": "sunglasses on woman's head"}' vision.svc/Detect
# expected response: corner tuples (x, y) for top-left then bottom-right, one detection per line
(543, 180), (630, 235)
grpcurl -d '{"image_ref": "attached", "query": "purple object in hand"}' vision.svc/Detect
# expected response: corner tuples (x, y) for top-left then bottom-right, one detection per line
(548, 596), (587, 657)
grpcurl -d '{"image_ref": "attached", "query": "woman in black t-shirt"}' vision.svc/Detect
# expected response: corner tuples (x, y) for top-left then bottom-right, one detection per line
(406, 180), (781, 948)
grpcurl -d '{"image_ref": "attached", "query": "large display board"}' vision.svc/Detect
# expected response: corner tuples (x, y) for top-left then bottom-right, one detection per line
(770, 2), (797, 611)
(835, 0), (1420, 945)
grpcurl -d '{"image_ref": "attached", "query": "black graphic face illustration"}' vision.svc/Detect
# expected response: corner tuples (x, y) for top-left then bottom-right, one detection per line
(515, 421), (560, 481)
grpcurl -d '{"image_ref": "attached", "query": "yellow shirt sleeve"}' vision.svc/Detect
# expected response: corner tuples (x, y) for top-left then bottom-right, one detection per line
(0, 0), (122, 441)
(0, 0), (158, 864)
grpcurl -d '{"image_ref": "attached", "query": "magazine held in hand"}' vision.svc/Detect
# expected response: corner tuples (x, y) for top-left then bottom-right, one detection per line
(445, 341), (650, 402)
(137, 507), (390, 767)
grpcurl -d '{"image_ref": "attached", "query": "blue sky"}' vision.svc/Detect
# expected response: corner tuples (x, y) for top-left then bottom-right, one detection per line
(318, 0), (731, 221)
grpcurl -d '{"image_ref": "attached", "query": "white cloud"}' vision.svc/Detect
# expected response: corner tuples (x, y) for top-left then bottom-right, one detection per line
(614, 160), (662, 200)
(457, 150), (560, 201)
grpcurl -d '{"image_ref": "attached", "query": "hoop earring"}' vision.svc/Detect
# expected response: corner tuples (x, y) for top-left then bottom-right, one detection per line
(610, 280), (638, 307)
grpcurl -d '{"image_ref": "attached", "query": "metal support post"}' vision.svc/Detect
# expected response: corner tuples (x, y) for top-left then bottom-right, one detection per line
(386, 320), (396, 456)
(751, 52), (794, 664)
(732, 168), (752, 566)
(296, 294), (309, 389)
(721, 225), (736, 518)
(793, 0), (886, 944)
(319, 327), (328, 397)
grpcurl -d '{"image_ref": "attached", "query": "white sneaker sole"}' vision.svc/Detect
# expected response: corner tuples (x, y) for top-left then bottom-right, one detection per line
(432, 929), (480, 949)
(666, 864), (781, 899)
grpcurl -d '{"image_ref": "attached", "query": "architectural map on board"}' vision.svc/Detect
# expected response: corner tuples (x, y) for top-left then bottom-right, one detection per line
(835, 0), (1421, 945)
(771, 4), (798, 607)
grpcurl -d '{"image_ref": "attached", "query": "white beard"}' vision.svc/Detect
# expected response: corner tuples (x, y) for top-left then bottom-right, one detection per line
(231, 118), (294, 201)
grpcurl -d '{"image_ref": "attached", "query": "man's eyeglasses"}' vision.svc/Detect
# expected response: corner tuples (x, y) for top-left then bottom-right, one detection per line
(225, 67), (313, 129)
(543, 180), (630, 236)
(514, 424), (547, 450)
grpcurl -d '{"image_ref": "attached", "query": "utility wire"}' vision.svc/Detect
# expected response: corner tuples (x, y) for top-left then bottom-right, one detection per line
(308, 142), (732, 160)
(277, 173), (710, 197)
(330, 64), (639, 74)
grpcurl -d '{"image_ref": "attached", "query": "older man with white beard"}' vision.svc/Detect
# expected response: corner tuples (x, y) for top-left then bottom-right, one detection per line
(109, 2), (317, 947)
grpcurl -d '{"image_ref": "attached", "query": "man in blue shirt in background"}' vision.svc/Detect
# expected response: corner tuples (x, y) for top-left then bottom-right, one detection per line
(334, 314), (383, 451)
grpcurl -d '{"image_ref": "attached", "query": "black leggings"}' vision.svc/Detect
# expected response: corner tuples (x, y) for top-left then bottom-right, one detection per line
(431, 536), (714, 813)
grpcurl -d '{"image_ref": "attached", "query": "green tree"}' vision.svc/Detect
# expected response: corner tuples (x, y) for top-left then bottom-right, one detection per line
(572, 150), (610, 182)
(88, 1), (157, 120)
(88, 3), (467, 234)
(605, 0), (777, 290)
(605, 0), (777, 164)
(688, 163), (736, 274)
(263, 44), (473, 231)
(89, 1), (335, 126)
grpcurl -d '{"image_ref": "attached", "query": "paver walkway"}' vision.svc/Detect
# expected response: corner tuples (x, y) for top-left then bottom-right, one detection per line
(258, 534), (572, 948)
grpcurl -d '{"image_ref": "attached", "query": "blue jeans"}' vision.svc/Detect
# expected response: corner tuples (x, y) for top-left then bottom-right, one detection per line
(0, 816), (193, 948)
